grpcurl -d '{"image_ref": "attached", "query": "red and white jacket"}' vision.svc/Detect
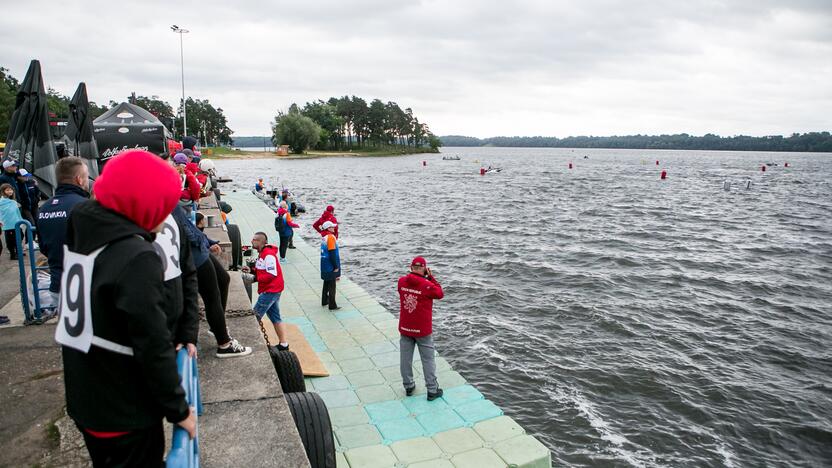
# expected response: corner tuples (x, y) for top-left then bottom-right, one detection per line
(255, 244), (284, 293)
(397, 272), (444, 337)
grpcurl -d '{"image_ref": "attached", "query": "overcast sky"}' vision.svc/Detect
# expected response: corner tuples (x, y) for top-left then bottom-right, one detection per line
(1, 0), (830, 138)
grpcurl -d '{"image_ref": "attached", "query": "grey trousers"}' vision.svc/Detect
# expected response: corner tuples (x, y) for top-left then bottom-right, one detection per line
(400, 334), (438, 393)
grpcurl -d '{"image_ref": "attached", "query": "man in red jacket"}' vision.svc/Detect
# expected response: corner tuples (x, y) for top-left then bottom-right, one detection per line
(398, 256), (444, 401)
(243, 231), (289, 350)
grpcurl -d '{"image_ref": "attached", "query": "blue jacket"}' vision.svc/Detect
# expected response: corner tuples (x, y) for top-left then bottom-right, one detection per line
(0, 171), (31, 212)
(320, 233), (341, 280)
(0, 197), (23, 231)
(37, 184), (90, 292)
(173, 206), (217, 268)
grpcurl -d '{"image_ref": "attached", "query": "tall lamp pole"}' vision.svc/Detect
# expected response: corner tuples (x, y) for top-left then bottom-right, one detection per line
(171, 25), (190, 137)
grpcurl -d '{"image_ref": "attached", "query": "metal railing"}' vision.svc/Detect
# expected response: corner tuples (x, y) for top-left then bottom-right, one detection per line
(15, 220), (51, 324)
(166, 348), (203, 468)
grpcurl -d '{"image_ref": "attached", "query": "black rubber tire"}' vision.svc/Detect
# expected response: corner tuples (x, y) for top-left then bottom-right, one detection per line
(285, 392), (336, 468)
(269, 348), (306, 393)
(227, 224), (242, 269)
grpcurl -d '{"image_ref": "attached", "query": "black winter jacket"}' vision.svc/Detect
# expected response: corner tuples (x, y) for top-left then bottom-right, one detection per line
(61, 200), (189, 431)
(162, 206), (200, 345)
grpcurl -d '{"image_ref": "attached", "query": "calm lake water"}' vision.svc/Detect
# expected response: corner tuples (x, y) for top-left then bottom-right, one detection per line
(216, 147), (832, 467)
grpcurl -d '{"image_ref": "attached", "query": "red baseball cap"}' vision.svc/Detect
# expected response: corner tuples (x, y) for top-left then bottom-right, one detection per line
(411, 256), (427, 267)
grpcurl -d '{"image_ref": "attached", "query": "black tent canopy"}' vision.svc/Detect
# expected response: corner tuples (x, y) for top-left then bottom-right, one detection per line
(2, 59), (58, 196)
(59, 82), (100, 178)
(93, 102), (171, 165)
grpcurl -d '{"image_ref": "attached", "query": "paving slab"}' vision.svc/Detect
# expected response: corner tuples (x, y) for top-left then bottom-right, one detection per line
(223, 191), (551, 468)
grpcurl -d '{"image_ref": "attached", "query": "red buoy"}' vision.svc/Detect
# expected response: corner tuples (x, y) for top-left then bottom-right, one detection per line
(568, 162), (573, 169)
(656, 160), (660, 165)
(761, 165), (766, 172)
(784, 162), (789, 167)
(480, 168), (486, 176)
(660, 170), (667, 180)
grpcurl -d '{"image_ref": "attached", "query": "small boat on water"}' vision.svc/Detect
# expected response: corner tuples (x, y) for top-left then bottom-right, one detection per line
(442, 155), (461, 161)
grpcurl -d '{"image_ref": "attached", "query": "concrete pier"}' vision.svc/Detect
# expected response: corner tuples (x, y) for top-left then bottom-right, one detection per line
(0, 198), (310, 467)
(225, 190), (552, 467)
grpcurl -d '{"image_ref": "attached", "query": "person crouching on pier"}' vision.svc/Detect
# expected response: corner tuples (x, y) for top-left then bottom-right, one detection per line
(398, 256), (445, 401)
(57, 150), (195, 466)
(320, 221), (341, 310)
(244, 231), (289, 350)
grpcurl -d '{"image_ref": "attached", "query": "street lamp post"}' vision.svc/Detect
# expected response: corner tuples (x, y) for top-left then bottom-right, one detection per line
(170, 25), (190, 137)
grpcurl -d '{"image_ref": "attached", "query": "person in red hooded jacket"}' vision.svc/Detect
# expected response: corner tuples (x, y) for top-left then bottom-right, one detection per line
(58, 150), (196, 466)
(312, 205), (339, 238)
(173, 153), (201, 207)
(398, 256), (444, 401)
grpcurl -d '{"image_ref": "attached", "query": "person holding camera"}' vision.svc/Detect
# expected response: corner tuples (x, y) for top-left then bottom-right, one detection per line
(398, 256), (445, 401)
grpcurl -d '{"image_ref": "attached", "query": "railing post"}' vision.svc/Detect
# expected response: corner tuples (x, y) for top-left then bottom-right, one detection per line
(15, 220), (42, 323)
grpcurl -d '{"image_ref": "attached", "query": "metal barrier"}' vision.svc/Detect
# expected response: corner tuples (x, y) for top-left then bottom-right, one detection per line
(15, 220), (50, 324)
(166, 348), (203, 468)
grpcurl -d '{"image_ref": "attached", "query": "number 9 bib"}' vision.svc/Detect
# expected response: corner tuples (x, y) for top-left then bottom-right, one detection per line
(54, 246), (104, 353)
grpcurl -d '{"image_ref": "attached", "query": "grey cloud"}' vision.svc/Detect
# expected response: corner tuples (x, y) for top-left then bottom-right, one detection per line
(0, 0), (829, 137)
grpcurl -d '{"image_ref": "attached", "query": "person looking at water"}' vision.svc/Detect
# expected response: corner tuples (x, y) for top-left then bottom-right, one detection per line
(398, 256), (444, 401)
(37, 157), (90, 313)
(167, 162), (251, 358)
(313, 205), (339, 238)
(275, 203), (299, 262)
(320, 221), (341, 310)
(163, 205), (202, 360)
(57, 150), (195, 466)
(243, 231), (290, 350)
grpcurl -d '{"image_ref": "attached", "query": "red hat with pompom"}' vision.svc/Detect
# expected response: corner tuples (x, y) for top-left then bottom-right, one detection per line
(94, 150), (181, 232)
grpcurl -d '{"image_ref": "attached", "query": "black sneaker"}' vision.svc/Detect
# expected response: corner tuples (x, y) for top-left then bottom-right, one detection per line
(427, 388), (444, 401)
(0, 316), (9, 325)
(216, 338), (253, 358)
(329, 306), (341, 311)
(276, 343), (289, 351)
(405, 385), (416, 396)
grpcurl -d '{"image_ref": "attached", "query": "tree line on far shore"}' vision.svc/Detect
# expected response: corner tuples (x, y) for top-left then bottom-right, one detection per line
(440, 133), (832, 152)
(272, 96), (441, 154)
(1, 66), (232, 145)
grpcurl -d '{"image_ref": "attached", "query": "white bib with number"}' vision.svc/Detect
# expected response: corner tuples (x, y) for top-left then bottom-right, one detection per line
(153, 215), (182, 281)
(54, 245), (134, 356)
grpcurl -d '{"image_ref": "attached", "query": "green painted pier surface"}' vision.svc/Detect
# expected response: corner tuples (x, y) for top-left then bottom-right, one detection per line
(225, 190), (551, 468)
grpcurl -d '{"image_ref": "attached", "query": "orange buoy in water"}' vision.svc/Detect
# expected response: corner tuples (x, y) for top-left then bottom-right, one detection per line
(656, 160), (660, 165)
(568, 162), (573, 169)
(480, 167), (486, 176)
(761, 165), (766, 172)
(660, 170), (667, 180)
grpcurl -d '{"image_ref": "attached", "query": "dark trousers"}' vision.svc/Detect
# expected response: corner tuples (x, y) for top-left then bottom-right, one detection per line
(322, 279), (338, 309)
(4, 230), (17, 258)
(279, 235), (291, 259)
(197, 254), (231, 345)
(78, 420), (164, 468)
